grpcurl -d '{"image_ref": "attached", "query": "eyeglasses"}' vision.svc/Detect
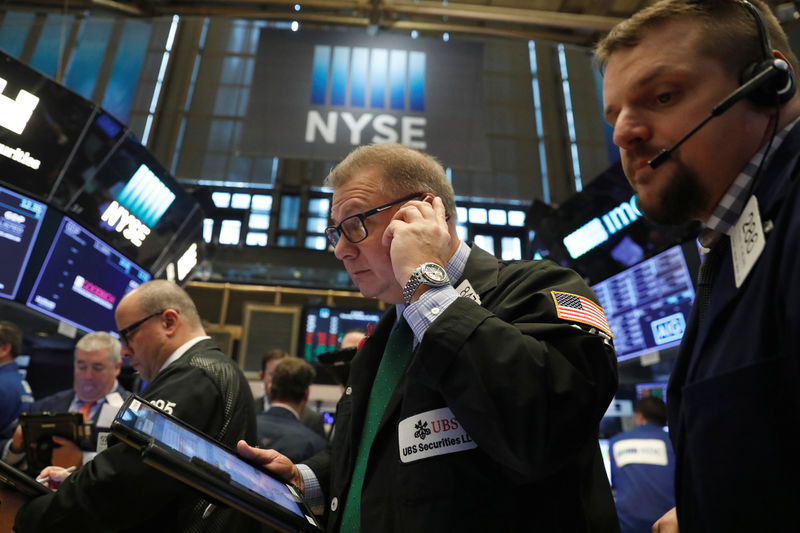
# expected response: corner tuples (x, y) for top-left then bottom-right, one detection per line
(117, 311), (164, 345)
(325, 192), (421, 247)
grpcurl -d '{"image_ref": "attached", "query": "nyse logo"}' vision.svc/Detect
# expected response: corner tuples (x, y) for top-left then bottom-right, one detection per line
(117, 165), (175, 227)
(0, 77), (39, 135)
(100, 201), (151, 247)
(305, 45), (426, 148)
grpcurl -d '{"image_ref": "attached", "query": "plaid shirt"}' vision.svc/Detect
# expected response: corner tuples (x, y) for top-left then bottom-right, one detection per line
(701, 117), (800, 247)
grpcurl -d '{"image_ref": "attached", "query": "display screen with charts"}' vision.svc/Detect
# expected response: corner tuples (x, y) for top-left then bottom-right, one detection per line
(111, 395), (322, 532)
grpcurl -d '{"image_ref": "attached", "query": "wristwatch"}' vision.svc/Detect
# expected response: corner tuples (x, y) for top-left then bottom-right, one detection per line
(403, 262), (450, 304)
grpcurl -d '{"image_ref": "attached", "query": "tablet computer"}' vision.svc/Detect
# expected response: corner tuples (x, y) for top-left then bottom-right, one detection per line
(0, 459), (52, 498)
(19, 412), (90, 473)
(110, 395), (322, 533)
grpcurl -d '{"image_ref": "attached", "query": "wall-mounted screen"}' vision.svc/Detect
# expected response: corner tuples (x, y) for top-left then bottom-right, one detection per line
(0, 50), (96, 200)
(26, 217), (150, 334)
(0, 185), (47, 299)
(591, 245), (695, 362)
(64, 134), (197, 270)
(302, 306), (381, 363)
(635, 381), (668, 402)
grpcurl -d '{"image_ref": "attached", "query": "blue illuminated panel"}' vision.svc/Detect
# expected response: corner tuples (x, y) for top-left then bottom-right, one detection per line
(26, 217), (150, 334)
(310, 45), (331, 105)
(408, 51), (426, 111)
(350, 47), (368, 107)
(330, 46), (350, 106)
(591, 245), (695, 362)
(389, 50), (407, 110)
(369, 48), (388, 108)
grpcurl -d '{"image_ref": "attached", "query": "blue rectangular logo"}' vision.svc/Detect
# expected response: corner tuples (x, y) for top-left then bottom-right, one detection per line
(651, 312), (687, 345)
(117, 164), (175, 227)
(310, 45), (425, 111)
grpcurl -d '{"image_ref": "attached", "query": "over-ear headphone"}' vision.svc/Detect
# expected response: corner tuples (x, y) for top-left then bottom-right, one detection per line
(736, 0), (796, 106)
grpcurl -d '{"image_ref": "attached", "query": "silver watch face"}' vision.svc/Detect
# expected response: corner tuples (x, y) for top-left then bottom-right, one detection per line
(421, 263), (447, 283)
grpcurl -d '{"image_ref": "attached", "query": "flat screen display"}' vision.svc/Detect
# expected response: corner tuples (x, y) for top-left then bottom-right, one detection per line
(0, 50), (96, 200)
(65, 134), (198, 270)
(591, 245), (695, 362)
(302, 306), (381, 362)
(0, 185), (47, 299)
(26, 216), (150, 334)
(636, 381), (668, 402)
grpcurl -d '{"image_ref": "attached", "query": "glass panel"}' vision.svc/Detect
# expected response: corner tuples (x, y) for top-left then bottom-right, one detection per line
(305, 236), (327, 250)
(277, 235), (296, 247)
(473, 235), (494, 254)
(218, 219), (241, 245)
(211, 191), (231, 208)
(508, 210), (526, 227)
(230, 193), (251, 209)
(501, 237), (522, 261)
(251, 194), (272, 212)
(468, 207), (488, 224)
(279, 195), (300, 230)
(64, 17), (114, 99)
(306, 216), (327, 233)
(246, 232), (268, 246)
(203, 218), (214, 243)
(456, 225), (467, 241)
(103, 19), (152, 122)
(456, 206), (468, 222)
(31, 14), (73, 77)
(488, 209), (507, 225)
(309, 197), (330, 217)
(248, 213), (269, 230)
(0, 12), (35, 57)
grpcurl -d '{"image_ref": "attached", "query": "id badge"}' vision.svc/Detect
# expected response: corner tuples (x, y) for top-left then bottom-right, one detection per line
(731, 195), (765, 288)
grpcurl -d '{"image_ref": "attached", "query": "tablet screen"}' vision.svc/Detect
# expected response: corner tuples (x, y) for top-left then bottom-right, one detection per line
(116, 398), (304, 518)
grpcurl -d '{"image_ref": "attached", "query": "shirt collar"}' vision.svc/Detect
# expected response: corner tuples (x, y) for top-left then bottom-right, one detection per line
(157, 336), (211, 375)
(704, 117), (800, 237)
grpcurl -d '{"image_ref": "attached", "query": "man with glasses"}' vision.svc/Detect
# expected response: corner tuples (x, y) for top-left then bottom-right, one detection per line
(1, 331), (128, 470)
(239, 143), (619, 532)
(15, 280), (259, 533)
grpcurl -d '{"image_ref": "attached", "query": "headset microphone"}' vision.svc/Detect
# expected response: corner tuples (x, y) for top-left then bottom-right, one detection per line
(648, 59), (790, 169)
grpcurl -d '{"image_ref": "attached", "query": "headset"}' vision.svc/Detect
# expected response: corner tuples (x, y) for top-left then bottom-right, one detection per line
(649, 0), (796, 168)
(736, 0), (795, 106)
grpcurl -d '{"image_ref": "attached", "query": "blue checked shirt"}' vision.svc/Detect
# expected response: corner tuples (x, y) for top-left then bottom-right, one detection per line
(701, 117), (800, 247)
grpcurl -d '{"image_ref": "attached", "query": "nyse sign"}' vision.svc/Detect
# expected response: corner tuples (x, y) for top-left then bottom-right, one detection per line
(242, 29), (490, 169)
(305, 111), (425, 148)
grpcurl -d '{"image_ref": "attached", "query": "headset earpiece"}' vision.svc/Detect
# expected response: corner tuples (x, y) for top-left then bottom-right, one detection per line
(737, 0), (797, 107)
(739, 57), (796, 107)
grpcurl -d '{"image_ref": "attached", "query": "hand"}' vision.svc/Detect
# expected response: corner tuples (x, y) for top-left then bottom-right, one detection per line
(237, 440), (304, 494)
(382, 195), (452, 290)
(35, 465), (74, 490)
(50, 436), (83, 469)
(652, 507), (679, 533)
(10, 424), (24, 453)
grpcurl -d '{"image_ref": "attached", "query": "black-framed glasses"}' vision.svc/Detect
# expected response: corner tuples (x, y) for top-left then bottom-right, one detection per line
(118, 311), (164, 345)
(325, 192), (422, 247)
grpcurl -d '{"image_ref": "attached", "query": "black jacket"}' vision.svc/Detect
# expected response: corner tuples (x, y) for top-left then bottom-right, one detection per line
(306, 246), (619, 532)
(15, 338), (259, 533)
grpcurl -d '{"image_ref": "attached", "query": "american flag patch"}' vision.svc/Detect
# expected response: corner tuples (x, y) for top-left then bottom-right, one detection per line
(551, 291), (613, 337)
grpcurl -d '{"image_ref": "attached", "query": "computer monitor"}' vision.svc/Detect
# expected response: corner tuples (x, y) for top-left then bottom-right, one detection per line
(591, 244), (696, 362)
(0, 185), (47, 299)
(301, 306), (381, 363)
(636, 382), (668, 403)
(0, 50), (96, 200)
(25, 216), (150, 334)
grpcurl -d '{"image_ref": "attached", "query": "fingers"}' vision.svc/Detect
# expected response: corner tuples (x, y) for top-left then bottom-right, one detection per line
(51, 435), (71, 446)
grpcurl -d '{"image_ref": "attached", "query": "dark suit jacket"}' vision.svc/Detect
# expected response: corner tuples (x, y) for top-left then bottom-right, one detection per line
(253, 395), (326, 438)
(256, 405), (328, 463)
(306, 245), (619, 532)
(668, 121), (800, 531)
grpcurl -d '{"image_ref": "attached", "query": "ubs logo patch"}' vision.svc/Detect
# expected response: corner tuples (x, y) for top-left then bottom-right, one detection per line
(399, 407), (477, 463)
